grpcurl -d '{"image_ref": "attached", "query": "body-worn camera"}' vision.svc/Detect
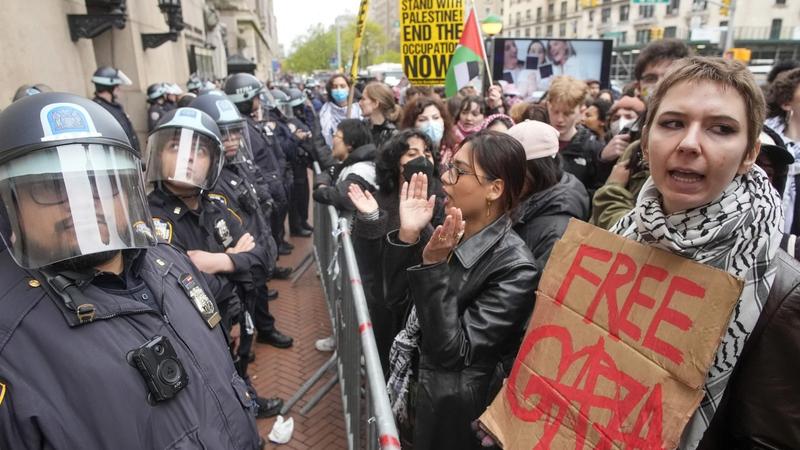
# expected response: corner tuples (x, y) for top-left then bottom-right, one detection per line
(127, 335), (187, 403)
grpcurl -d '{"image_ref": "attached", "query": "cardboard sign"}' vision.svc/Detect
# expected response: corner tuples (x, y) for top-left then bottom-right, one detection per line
(400, 0), (463, 86)
(480, 220), (743, 450)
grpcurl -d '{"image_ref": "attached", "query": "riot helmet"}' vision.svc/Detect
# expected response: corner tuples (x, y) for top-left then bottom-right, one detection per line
(176, 93), (197, 108)
(186, 75), (203, 93)
(146, 83), (168, 103)
(12, 84), (52, 103)
(0, 93), (156, 269)
(145, 108), (224, 192)
(92, 66), (132, 94)
(270, 88), (293, 118)
(224, 73), (264, 115)
(189, 94), (254, 165)
(286, 88), (306, 108)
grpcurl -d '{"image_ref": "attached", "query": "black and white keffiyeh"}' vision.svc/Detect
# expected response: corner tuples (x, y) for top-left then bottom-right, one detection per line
(386, 306), (420, 426)
(611, 166), (782, 448)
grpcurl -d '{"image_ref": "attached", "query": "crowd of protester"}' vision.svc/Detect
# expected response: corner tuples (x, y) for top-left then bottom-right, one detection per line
(308, 38), (800, 449)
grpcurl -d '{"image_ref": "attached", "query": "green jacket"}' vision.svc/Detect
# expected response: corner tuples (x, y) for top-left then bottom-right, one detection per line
(590, 139), (650, 230)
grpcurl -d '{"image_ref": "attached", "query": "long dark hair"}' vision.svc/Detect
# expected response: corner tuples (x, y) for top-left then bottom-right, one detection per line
(525, 155), (562, 197)
(375, 129), (439, 195)
(461, 130), (528, 214)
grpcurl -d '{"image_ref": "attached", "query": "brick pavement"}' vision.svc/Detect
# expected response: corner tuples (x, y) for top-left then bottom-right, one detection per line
(250, 232), (348, 450)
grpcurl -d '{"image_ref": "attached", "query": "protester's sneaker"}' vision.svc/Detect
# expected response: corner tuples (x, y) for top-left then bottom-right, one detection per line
(315, 336), (336, 352)
(273, 266), (293, 280)
(255, 396), (283, 418)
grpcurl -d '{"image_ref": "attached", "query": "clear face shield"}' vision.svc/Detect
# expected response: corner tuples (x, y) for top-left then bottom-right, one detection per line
(145, 127), (223, 191)
(0, 145), (156, 269)
(219, 121), (253, 165)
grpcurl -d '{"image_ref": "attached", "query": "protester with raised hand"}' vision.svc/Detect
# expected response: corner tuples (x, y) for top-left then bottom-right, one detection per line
(346, 130), (445, 373)
(384, 130), (538, 450)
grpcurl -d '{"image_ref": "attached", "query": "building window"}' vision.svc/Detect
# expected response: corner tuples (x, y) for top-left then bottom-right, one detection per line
(516, 29), (521, 37)
(572, 20), (577, 34)
(526, 9), (531, 20)
(776, 0), (786, 4)
(619, 4), (629, 22)
(559, 22), (566, 36)
(516, 11), (521, 25)
(537, 7), (542, 22)
(636, 29), (651, 43)
(666, 0), (680, 14)
(560, 1), (567, 18)
(575, 0), (580, 12)
(770, 18), (782, 39)
(620, 31), (627, 44)
(546, 24), (553, 36)
(693, 0), (707, 10)
(525, 27), (531, 36)
(601, 7), (611, 24)
(589, 9), (594, 22)
(664, 26), (677, 38)
(639, 5), (654, 17)
(535, 25), (541, 36)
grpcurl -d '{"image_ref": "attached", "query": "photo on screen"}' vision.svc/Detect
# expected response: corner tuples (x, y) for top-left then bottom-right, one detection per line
(491, 38), (612, 99)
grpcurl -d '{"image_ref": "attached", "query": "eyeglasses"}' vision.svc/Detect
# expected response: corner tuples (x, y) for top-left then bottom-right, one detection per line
(25, 177), (120, 205)
(441, 162), (493, 186)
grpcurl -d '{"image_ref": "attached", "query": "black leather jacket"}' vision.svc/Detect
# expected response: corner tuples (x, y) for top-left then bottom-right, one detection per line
(385, 215), (539, 450)
(699, 249), (800, 449)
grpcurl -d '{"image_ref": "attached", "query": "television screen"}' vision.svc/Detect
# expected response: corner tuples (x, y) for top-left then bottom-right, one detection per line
(491, 38), (612, 99)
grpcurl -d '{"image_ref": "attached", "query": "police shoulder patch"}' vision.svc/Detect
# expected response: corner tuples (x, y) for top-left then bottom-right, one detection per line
(0, 381), (6, 407)
(152, 217), (173, 243)
(208, 193), (228, 205)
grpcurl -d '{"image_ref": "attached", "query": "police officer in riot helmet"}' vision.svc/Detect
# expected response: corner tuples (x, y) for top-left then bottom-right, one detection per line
(146, 83), (169, 132)
(187, 75), (203, 95)
(0, 93), (261, 449)
(190, 93), (294, 349)
(263, 88), (299, 248)
(225, 74), (296, 265)
(91, 66), (140, 156)
(145, 107), (287, 415)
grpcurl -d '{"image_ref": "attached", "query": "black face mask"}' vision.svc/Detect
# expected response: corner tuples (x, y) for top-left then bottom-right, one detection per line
(402, 156), (434, 183)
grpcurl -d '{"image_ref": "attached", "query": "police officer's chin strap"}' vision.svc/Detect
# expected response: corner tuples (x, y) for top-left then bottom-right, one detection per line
(36, 267), (97, 324)
(157, 180), (203, 201)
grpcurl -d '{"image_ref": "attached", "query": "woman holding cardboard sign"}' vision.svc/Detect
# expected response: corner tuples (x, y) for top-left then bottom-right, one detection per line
(384, 130), (538, 449)
(609, 57), (800, 449)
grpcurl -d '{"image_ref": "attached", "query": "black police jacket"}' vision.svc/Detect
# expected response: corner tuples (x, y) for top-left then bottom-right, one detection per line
(93, 96), (140, 156)
(245, 116), (287, 206)
(0, 244), (260, 449)
(212, 166), (277, 273)
(147, 188), (269, 287)
(384, 215), (539, 450)
(147, 102), (168, 132)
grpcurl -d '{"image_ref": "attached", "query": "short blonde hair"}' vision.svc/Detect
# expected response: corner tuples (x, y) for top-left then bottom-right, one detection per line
(547, 76), (589, 110)
(643, 56), (765, 153)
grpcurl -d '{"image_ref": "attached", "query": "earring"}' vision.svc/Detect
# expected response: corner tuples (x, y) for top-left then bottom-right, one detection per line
(486, 199), (493, 218)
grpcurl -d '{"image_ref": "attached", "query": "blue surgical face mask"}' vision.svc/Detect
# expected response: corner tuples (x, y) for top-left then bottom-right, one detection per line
(331, 88), (349, 104)
(419, 120), (444, 145)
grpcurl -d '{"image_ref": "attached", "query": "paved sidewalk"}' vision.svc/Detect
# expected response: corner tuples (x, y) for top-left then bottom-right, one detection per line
(250, 233), (347, 450)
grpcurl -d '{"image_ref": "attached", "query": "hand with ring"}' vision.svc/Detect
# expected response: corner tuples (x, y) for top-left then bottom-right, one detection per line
(422, 206), (465, 266)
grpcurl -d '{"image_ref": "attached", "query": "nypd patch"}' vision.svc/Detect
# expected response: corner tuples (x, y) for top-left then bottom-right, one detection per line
(40, 103), (102, 142)
(152, 217), (173, 243)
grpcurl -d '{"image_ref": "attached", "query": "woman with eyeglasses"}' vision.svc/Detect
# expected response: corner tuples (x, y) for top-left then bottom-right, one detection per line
(383, 130), (538, 450)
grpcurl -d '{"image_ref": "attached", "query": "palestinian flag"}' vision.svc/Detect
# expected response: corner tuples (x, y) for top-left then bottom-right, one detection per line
(445, 8), (486, 98)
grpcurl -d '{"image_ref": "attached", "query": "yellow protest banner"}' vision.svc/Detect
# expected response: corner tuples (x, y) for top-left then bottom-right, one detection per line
(350, 0), (370, 82)
(400, 0), (464, 86)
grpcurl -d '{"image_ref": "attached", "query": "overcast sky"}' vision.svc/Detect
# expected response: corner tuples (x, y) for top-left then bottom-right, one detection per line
(274, 0), (361, 54)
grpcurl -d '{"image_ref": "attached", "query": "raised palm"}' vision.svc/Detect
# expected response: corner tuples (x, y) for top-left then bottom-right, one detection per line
(399, 173), (435, 237)
(347, 184), (379, 214)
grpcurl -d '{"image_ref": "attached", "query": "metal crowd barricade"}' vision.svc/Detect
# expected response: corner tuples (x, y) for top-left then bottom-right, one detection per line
(281, 162), (400, 450)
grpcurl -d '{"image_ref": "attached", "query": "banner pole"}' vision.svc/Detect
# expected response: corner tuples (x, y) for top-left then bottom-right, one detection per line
(471, 0), (494, 87)
(346, 0), (370, 117)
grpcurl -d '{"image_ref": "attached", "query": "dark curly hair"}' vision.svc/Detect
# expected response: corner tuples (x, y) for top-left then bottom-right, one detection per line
(399, 95), (455, 148)
(375, 129), (439, 195)
(767, 68), (800, 120)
